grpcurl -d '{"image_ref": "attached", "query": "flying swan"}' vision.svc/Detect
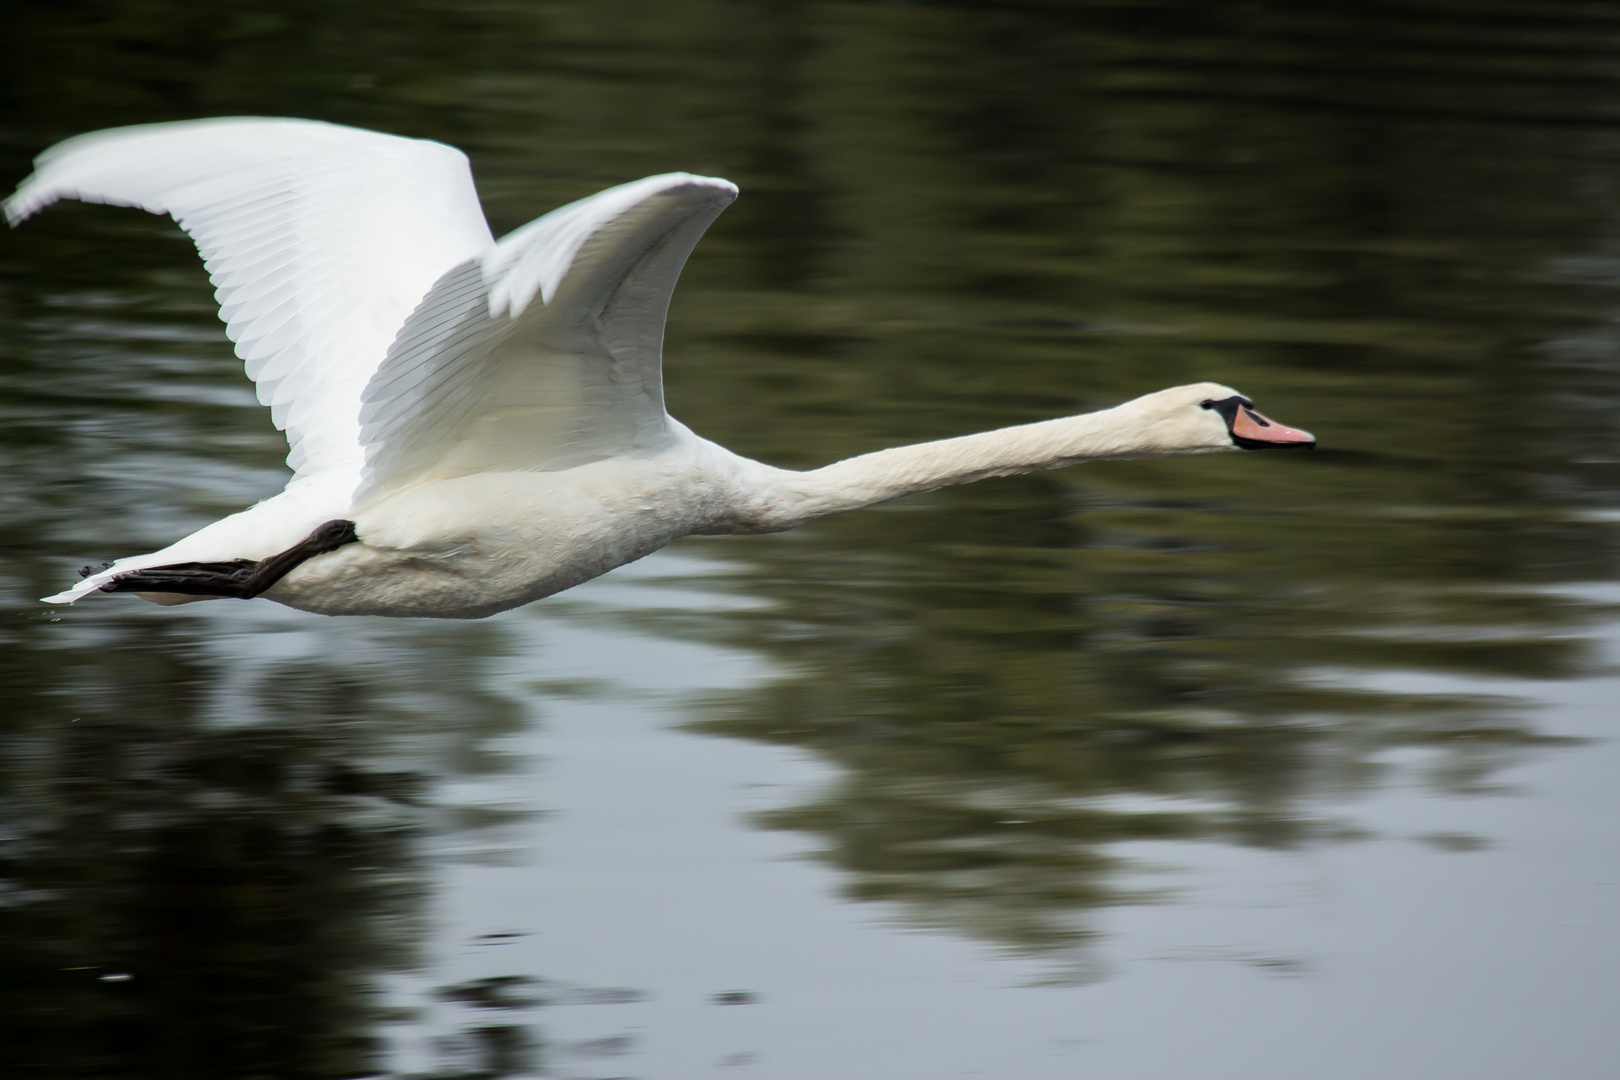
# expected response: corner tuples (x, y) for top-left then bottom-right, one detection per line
(5, 118), (1315, 619)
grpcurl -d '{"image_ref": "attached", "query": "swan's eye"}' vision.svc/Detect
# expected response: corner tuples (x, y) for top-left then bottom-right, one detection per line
(1200, 399), (1216, 409)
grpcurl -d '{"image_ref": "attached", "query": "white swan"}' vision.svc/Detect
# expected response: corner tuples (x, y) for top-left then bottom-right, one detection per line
(6, 118), (1315, 620)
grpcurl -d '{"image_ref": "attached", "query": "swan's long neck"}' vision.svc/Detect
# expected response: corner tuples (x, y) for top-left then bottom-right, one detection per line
(720, 394), (1229, 534)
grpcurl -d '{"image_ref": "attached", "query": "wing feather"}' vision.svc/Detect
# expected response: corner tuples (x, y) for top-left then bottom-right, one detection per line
(4, 117), (496, 496)
(354, 172), (737, 502)
(8, 122), (739, 525)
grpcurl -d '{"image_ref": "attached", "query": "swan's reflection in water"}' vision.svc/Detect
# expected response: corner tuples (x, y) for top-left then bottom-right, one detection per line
(0, 554), (1602, 1075)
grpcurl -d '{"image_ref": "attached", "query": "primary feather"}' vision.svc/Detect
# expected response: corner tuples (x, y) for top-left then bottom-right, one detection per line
(6, 118), (495, 489)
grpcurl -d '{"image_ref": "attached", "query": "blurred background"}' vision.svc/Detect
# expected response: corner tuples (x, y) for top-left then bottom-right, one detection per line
(3, 1), (1620, 1077)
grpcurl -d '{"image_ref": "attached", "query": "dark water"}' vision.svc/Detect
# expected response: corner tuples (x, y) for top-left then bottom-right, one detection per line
(3, 2), (1620, 1077)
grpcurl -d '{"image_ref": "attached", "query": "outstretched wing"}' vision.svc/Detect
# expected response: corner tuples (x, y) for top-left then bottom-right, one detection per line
(4, 117), (494, 491)
(354, 172), (737, 502)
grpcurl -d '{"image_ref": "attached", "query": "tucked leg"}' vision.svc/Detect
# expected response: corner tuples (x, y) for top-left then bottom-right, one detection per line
(102, 519), (359, 600)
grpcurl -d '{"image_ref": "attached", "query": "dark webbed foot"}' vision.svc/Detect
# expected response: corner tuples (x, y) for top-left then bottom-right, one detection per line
(103, 558), (263, 598)
(102, 519), (359, 600)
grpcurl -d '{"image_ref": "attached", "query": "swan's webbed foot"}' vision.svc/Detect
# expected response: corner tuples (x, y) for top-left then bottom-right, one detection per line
(102, 519), (359, 600)
(103, 558), (263, 598)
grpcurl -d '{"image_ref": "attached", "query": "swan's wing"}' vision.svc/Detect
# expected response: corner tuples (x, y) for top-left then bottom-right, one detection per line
(355, 172), (736, 501)
(4, 117), (495, 491)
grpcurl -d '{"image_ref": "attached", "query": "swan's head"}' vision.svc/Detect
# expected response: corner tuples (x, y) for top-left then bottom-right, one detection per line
(1126, 382), (1317, 454)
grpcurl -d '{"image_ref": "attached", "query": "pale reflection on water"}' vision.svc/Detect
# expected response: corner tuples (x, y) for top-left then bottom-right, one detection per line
(4, 1), (1620, 1077)
(384, 568), (1620, 1080)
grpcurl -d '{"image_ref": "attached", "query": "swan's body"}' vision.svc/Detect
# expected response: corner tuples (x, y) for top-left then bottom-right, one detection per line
(6, 118), (1315, 619)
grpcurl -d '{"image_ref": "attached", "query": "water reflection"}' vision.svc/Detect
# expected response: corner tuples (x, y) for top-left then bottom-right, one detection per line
(649, 0), (1620, 953)
(4, 0), (1620, 1074)
(0, 605), (533, 1075)
(676, 471), (1591, 952)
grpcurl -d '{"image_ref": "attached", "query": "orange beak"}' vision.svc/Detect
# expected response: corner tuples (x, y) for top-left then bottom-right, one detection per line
(1232, 406), (1315, 449)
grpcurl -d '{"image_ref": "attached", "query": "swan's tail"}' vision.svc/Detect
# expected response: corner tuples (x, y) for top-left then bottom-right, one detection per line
(41, 579), (102, 605)
(42, 579), (105, 605)
(42, 481), (353, 607)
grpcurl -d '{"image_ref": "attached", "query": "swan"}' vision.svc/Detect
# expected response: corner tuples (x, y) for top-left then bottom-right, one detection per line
(5, 118), (1315, 620)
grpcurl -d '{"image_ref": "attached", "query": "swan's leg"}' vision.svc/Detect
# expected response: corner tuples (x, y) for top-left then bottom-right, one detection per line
(101, 519), (359, 599)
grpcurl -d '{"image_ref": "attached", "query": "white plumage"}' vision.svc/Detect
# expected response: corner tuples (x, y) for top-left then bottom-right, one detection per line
(6, 118), (1314, 619)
